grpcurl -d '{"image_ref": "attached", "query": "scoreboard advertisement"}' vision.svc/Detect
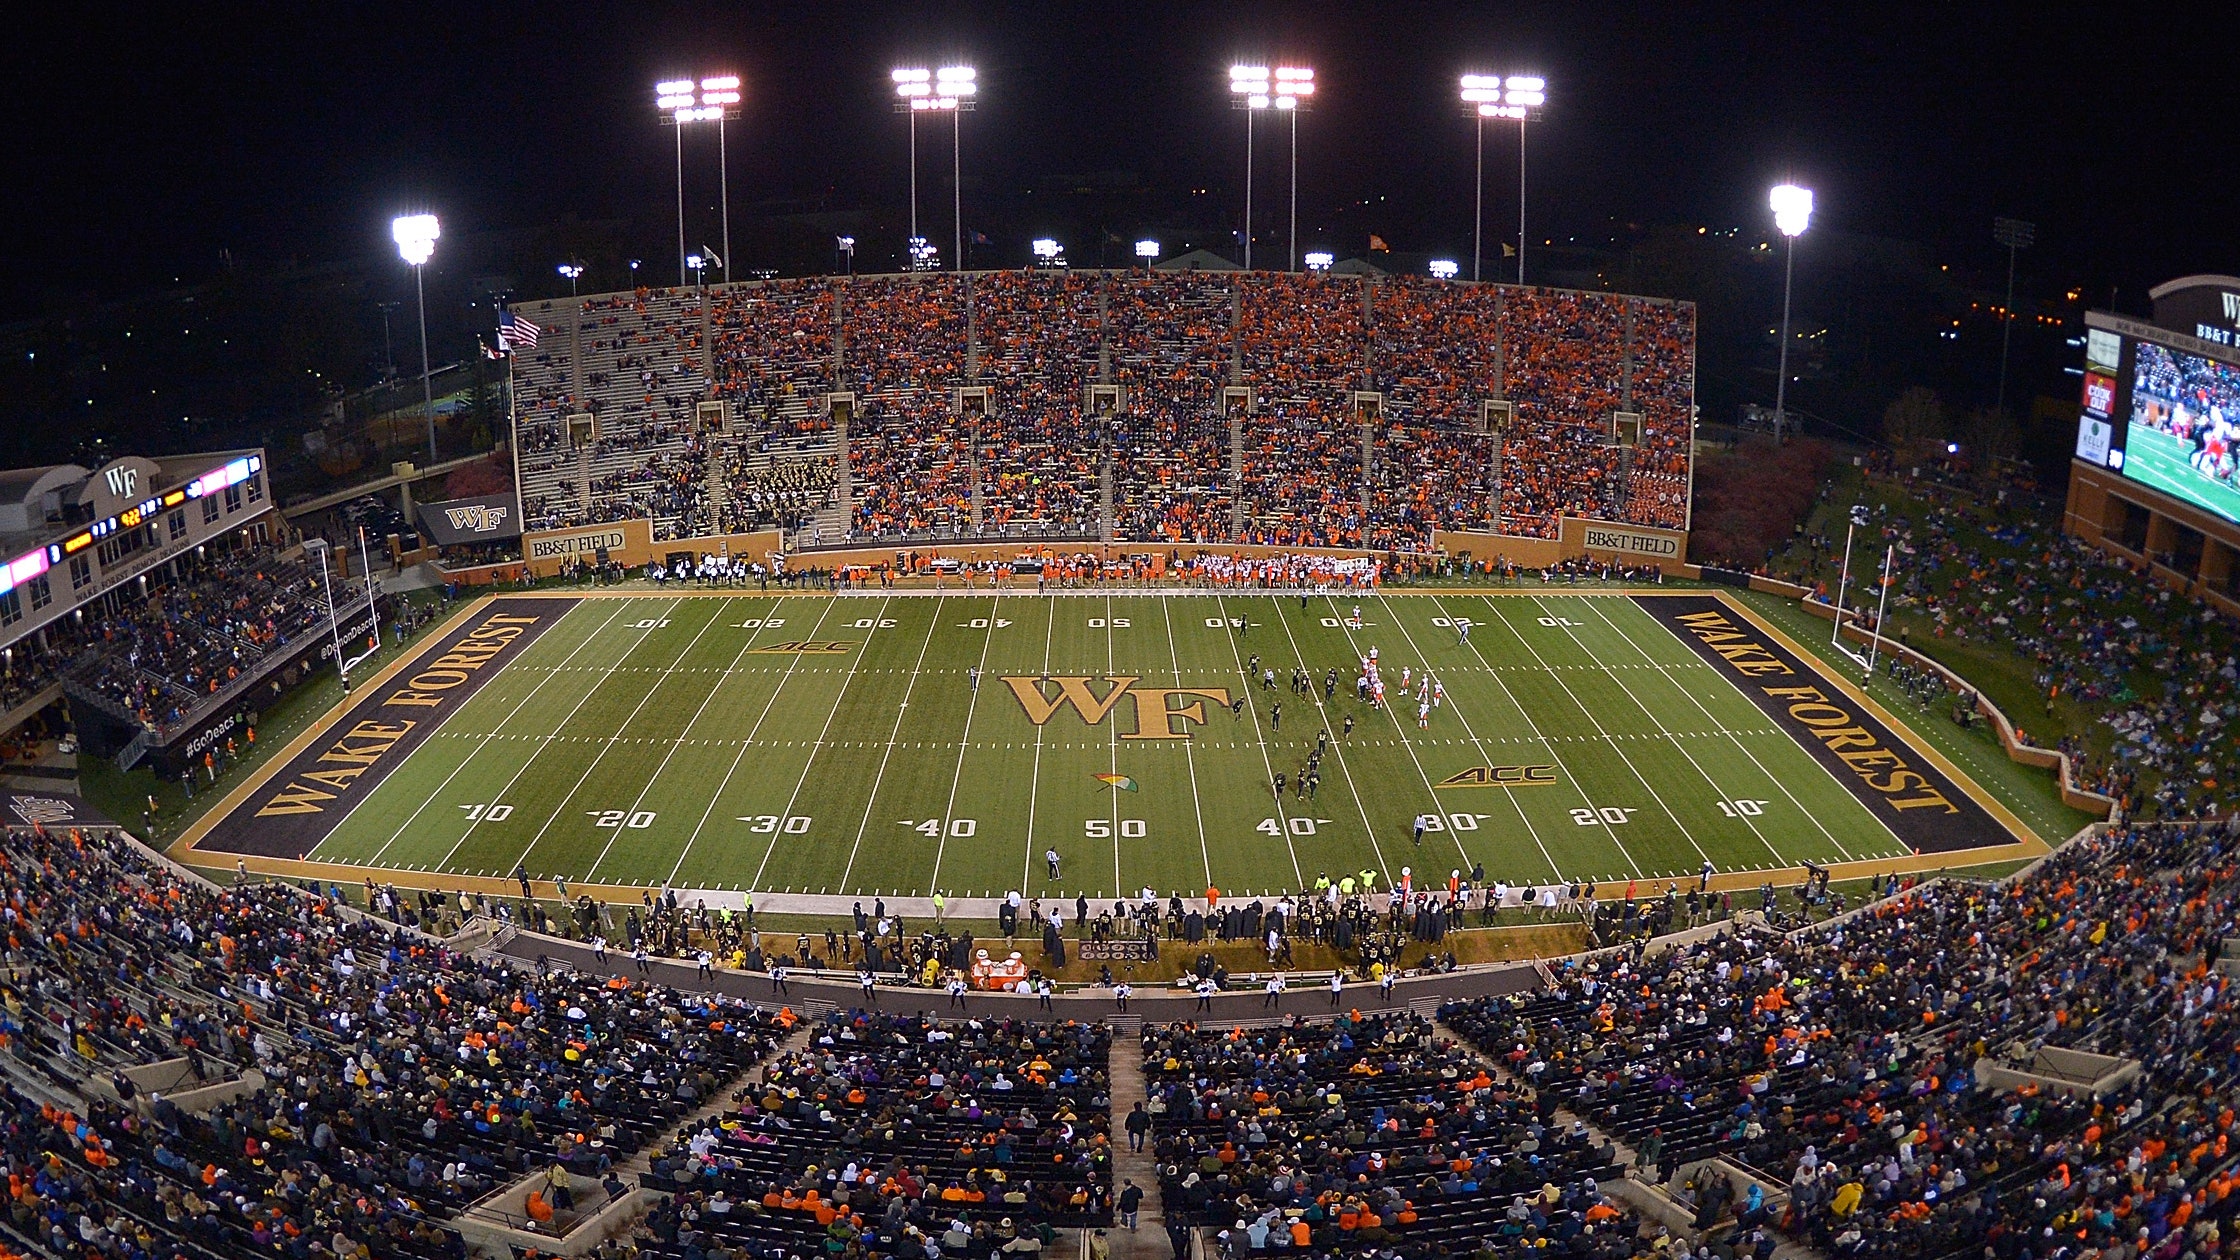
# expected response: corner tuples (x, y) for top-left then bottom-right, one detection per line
(2077, 318), (2240, 527)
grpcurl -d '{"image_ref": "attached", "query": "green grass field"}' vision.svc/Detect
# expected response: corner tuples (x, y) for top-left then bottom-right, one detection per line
(223, 590), (1991, 901)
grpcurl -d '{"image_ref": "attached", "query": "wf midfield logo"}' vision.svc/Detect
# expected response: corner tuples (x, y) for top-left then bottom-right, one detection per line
(1003, 676), (1232, 740)
(444, 504), (510, 533)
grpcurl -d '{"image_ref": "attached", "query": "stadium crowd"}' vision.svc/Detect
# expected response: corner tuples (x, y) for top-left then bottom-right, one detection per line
(1142, 1013), (1664, 1259)
(634, 1010), (1112, 1260)
(1444, 818), (2240, 1260)
(72, 540), (360, 734)
(508, 272), (1691, 552)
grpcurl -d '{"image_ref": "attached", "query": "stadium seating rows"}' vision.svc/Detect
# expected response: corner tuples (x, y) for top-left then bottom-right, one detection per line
(1442, 819), (2240, 1260)
(510, 272), (1694, 552)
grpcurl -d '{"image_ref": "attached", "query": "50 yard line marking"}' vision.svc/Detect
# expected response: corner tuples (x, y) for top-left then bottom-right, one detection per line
(928, 593), (1003, 892)
(748, 595), (898, 894)
(359, 599), (634, 869)
(1157, 595), (1217, 892)
(663, 595), (848, 887)
(834, 600), (949, 893)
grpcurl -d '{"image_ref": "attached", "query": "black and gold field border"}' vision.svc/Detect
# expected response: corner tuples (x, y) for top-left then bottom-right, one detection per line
(1633, 592), (2032, 854)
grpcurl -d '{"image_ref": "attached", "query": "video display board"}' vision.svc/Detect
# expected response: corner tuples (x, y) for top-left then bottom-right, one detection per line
(2074, 326), (2240, 527)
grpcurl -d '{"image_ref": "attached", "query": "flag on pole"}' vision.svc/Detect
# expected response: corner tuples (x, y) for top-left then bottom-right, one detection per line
(498, 311), (541, 350)
(1092, 773), (1138, 792)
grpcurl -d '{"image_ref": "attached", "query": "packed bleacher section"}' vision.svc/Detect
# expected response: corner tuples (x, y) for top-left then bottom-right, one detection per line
(0, 821), (793, 1260)
(635, 1010), (1112, 1260)
(1765, 469), (2231, 817)
(68, 539), (357, 734)
(1142, 1013), (1666, 1259)
(1442, 819), (2240, 1260)
(510, 271), (1692, 552)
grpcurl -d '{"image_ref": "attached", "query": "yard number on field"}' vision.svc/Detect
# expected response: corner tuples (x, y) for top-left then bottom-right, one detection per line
(1538, 616), (1582, 627)
(852, 618), (898, 628)
(962, 618), (1012, 628)
(1084, 819), (1147, 838)
(731, 618), (787, 628)
(459, 803), (514, 822)
(1572, 806), (1637, 826)
(1716, 799), (1770, 817)
(1404, 813), (1488, 833)
(899, 818), (976, 838)
(1258, 817), (1333, 836)
(735, 815), (814, 833)
(629, 618), (671, 629)
(588, 809), (658, 829)
(1088, 617), (1130, 628)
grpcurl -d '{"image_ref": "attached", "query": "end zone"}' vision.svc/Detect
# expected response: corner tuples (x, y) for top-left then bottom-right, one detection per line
(1634, 591), (2039, 855)
(174, 596), (579, 861)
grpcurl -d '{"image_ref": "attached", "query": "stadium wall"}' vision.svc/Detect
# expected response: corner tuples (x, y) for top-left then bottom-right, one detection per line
(517, 520), (787, 577)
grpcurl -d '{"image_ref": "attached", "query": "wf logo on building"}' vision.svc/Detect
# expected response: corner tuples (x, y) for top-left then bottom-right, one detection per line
(1002, 676), (1231, 740)
(443, 504), (510, 533)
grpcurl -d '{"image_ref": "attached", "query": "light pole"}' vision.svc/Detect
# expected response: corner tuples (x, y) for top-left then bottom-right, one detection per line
(1770, 183), (1814, 440)
(656, 76), (743, 288)
(556, 262), (584, 296)
(893, 66), (975, 271)
(392, 214), (439, 465)
(1460, 74), (1544, 283)
(837, 236), (855, 275)
(1993, 216), (2036, 415)
(1228, 65), (1313, 269)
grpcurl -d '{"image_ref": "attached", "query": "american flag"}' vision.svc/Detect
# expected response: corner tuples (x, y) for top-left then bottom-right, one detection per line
(498, 311), (541, 351)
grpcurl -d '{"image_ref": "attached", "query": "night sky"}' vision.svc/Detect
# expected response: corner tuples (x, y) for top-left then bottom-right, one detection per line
(7, 2), (2234, 309)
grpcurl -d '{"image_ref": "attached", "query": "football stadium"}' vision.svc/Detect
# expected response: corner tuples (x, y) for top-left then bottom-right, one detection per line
(5, 11), (2237, 1260)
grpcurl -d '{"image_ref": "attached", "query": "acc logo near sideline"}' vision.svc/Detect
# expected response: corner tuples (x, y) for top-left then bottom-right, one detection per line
(1434, 764), (1558, 788)
(748, 641), (857, 654)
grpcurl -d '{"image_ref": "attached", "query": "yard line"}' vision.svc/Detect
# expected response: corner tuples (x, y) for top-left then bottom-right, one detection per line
(666, 597), (851, 887)
(1105, 593), (1123, 899)
(1476, 597), (1716, 868)
(1431, 594), (1643, 869)
(1265, 596), (1400, 888)
(1523, 595), (1787, 866)
(1576, 596), (1880, 862)
(582, 599), (797, 881)
(928, 594), (1004, 891)
(487, 599), (722, 877)
(1017, 598), (1060, 894)
(433, 598), (688, 873)
(1157, 595), (1218, 891)
(1211, 594), (1303, 887)
(834, 600), (949, 893)
(1371, 595), (1563, 880)
(362, 599), (634, 869)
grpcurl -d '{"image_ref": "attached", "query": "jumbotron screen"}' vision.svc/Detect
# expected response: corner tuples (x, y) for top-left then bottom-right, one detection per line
(2075, 328), (2240, 527)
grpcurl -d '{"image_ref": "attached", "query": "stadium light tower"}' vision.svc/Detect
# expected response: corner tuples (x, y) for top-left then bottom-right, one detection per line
(893, 66), (976, 271)
(1460, 74), (1545, 283)
(392, 213), (439, 464)
(556, 261), (584, 296)
(1134, 239), (1160, 269)
(1229, 64), (1313, 269)
(657, 76), (743, 288)
(1770, 183), (1814, 439)
(1993, 216), (2036, 415)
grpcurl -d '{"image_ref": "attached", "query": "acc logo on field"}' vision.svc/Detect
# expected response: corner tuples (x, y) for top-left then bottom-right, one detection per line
(1435, 764), (1558, 788)
(749, 640), (856, 654)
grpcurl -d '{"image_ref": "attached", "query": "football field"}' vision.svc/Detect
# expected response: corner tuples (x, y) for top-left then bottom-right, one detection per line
(186, 589), (2031, 902)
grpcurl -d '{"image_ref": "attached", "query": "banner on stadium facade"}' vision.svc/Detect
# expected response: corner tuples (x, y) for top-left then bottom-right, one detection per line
(0, 792), (114, 830)
(415, 493), (523, 546)
(1563, 518), (1687, 561)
